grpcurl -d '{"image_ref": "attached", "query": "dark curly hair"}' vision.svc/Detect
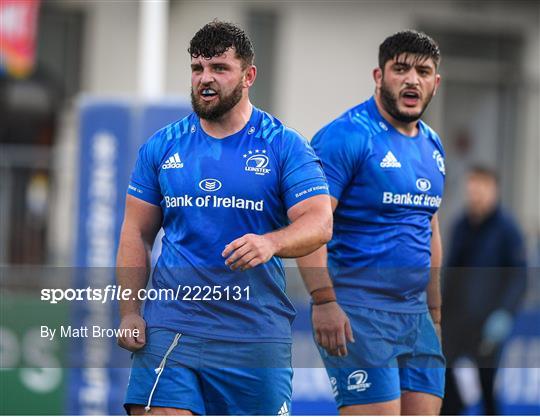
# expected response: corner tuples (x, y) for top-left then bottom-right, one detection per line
(188, 20), (254, 68)
(379, 30), (441, 69)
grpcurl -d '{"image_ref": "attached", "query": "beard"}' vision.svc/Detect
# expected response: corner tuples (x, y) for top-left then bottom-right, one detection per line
(191, 80), (243, 121)
(379, 79), (435, 124)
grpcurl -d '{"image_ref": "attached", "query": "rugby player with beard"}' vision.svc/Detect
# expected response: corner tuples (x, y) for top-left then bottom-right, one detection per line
(117, 20), (332, 415)
(297, 31), (446, 415)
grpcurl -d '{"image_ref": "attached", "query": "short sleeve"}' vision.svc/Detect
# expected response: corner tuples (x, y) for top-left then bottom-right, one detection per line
(279, 128), (329, 211)
(310, 119), (365, 201)
(127, 134), (163, 206)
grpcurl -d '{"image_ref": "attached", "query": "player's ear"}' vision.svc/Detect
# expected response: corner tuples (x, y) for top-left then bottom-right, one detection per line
(243, 65), (257, 88)
(373, 67), (383, 88)
(432, 73), (441, 96)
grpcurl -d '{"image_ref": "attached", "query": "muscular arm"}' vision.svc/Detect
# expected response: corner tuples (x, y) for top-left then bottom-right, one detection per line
(271, 194), (333, 257)
(116, 195), (162, 350)
(222, 194), (333, 270)
(428, 213), (443, 339)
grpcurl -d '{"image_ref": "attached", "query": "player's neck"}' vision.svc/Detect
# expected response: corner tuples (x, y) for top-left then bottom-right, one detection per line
(199, 99), (253, 139)
(374, 94), (419, 137)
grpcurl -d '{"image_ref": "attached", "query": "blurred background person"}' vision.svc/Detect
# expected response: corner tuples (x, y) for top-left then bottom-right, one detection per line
(442, 165), (527, 415)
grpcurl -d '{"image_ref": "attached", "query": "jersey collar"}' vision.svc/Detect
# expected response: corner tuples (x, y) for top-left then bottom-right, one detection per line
(195, 106), (262, 142)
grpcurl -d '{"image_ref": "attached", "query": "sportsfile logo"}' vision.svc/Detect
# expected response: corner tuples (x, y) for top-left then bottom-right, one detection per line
(347, 370), (372, 392)
(380, 151), (401, 168)
(162, 153), (184, 169)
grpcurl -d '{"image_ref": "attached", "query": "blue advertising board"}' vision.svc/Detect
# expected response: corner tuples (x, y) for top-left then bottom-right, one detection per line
(496, 308), (540, 415)
(71, 98), (192, 414)
(71, 99), (133, 415)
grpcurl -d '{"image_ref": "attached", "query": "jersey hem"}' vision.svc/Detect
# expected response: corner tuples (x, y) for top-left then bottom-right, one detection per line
(124, 398), (204, 416)
(146, 324), (292, 343)
(127, 180), (162, 206)
(284, 186), (329, 211)
(326, 183), (343, 201)
(338, 391), (401, 407)
(400, 386), (445, 399)
(338, 300), (428, 314)
(127, 190), (161, 207)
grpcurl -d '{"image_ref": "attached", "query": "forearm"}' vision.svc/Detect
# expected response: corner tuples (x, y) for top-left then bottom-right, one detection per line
(428, 216), (443, 323)
(296, 245), (333, 292)
(427, 258), (442, 311)
(116, 226), (152, 318)
(427, 273), (442, 325)
(297, 241), (354, 355)
(266, 208), (332, 258)
(223, 195), (332, 271)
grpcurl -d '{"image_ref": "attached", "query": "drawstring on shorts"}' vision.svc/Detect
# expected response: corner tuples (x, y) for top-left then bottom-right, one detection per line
(145, 333), (182, 413)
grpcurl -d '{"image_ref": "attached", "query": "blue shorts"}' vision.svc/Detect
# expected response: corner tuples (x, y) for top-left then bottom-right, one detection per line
(318, 305), (445, 408)
(125, 328), (293, 415)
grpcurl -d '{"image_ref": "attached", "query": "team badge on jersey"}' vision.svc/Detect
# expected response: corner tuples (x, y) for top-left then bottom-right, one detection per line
(432, 150), (445, 175)
(243, 149), (271, 176)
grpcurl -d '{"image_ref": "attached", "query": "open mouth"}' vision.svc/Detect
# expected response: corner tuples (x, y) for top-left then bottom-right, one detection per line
(199, 88), (218, 101)
(401, 90), (420, 106)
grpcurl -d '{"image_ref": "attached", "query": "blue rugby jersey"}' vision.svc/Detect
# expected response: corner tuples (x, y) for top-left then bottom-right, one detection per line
(127, 106), (329, 341)
(311, 96), (445, 312)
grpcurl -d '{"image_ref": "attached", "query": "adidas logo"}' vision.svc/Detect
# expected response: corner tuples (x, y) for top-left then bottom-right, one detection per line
(277, 402), (290, 416)
(380, 151), (401, 168)
(162, 153), (184, 169)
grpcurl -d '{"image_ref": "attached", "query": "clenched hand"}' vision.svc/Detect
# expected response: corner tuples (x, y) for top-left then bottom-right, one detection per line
(117, 313), (146, 352)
